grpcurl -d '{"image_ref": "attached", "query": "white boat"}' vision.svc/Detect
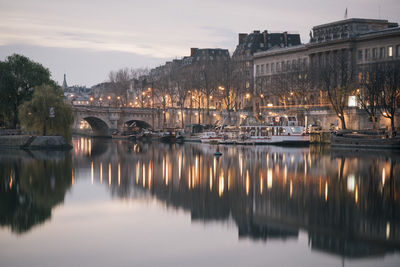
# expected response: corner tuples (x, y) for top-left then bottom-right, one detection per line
(218, 126), (239, 145)
(200, 131), (221, 144)
(239, 115), (309, 146)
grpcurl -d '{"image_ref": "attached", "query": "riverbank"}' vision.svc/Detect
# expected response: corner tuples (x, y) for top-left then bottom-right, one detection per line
(0, 135), (72, 150)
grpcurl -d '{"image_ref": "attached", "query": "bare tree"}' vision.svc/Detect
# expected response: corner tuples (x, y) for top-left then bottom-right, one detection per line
(315, 50), (355, 129)
(108, 68), (132, 105)
(357, 63), (383, 129)
(380, 60), (400, 134)
(216, 59), (237, 123)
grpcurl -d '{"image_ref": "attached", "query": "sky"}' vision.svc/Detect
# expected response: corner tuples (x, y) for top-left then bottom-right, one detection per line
(0, 0), (399, 87)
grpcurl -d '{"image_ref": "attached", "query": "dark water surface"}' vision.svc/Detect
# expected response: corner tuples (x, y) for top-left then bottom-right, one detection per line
(1, 137), (400, 267)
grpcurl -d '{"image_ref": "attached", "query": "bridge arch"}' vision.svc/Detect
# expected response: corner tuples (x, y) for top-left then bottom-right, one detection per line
(83, 117), (110, 137)
(124, 120), (153, 132)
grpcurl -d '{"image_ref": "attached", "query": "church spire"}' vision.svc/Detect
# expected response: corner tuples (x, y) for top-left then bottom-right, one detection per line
(62, 73), (68, 90)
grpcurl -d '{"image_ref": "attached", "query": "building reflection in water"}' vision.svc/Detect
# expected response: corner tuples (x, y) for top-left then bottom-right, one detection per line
(74, 138), (400, 258)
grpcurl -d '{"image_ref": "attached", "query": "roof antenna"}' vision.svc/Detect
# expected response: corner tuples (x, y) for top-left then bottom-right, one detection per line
(344, 7), (348, 19)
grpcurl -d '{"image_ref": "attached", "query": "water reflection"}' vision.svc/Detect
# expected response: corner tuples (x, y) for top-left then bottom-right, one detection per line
(0, 150), (72, 234)
(2, 137), (400, 261)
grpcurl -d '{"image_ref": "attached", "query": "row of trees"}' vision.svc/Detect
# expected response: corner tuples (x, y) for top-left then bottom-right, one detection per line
(103, 51), (399, 131)
(106, 57), (252, 127)
(0, 54), (73, 139)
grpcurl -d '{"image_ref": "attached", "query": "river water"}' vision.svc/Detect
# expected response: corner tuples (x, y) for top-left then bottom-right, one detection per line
(1, 137), (400, 267)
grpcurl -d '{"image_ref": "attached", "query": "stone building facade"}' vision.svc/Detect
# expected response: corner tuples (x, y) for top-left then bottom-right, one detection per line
(253, 18), (400, 129)
(232, 30), (301, 109)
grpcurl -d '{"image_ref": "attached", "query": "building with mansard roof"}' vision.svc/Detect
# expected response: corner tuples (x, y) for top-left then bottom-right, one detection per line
(253, 18), (400, 107)
(232, 30), (301, 109)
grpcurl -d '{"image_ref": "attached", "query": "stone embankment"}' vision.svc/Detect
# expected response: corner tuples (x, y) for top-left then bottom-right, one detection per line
(0, 135), (72, 150)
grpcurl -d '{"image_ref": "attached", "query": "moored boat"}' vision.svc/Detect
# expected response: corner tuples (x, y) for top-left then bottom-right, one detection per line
(239, 115), (309, 146)
(331, 130), (400, 150)
(200, 131), (221, 144)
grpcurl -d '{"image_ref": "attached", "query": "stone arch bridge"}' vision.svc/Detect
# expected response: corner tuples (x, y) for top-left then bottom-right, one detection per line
(72, 105), (245, 137)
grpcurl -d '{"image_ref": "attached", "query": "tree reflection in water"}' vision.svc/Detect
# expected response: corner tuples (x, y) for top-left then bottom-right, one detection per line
(0, 150), (72, 234)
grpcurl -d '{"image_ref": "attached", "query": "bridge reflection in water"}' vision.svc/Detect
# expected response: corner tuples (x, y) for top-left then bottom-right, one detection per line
(71, 137), (400, 260)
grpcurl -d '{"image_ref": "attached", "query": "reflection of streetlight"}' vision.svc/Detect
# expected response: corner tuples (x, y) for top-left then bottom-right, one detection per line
(260, 94), (264, 98)
(218, 86), (224, 91)
(246, 93), (251, 99)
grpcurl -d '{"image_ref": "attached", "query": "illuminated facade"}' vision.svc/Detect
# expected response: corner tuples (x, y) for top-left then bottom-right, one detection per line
(254, 18), (400, 111)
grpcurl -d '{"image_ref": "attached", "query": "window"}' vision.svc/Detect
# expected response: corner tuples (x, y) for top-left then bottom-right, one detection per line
(358, 50), (363, 60)
(271, 63), (274, 73)
(246, 61), (251, 67)
(287, 61), (291, 70)
(256, 65), (260, 75)
(372, 48), (377, 59)
(358, 72), (362, 83)
(276, 63), (280, 72)
(245, 82), (250, 88)
(388, 46), (393, 57)
(380, 47), (385, 59)
(303, 58), (307, 67)
(266, 64), (269, 73)
(260, 43), (264, 48)
(261, 64), (264, 74)
(365, 49), (370, 60)
(397, 45), (400, 57)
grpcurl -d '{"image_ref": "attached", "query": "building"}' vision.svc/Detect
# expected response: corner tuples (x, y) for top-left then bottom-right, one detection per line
(62, 74), (92, 104)
(232, 30), (301, 109)
(253, 18), (400, 129)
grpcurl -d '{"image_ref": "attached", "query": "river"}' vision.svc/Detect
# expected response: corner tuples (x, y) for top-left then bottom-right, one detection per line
(0, 137), (399, 267)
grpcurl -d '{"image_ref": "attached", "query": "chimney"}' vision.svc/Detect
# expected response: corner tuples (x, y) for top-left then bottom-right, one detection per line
(238, 33), (248, 45)
(263, 30), (268, 50)
(190, 48), (198, 57)
(283, 31), (288, 47)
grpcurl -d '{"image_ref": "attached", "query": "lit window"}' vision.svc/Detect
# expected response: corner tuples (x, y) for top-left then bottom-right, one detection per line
(245, 82), (250, 88)
(348, 96), (357, 107)
(358, 72), (362, 83)
(388, 46), (393, 57)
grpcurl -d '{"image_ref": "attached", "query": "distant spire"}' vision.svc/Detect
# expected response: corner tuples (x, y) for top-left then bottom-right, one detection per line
(62, 73), (68, 90)
(344, 7), (348, 19)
